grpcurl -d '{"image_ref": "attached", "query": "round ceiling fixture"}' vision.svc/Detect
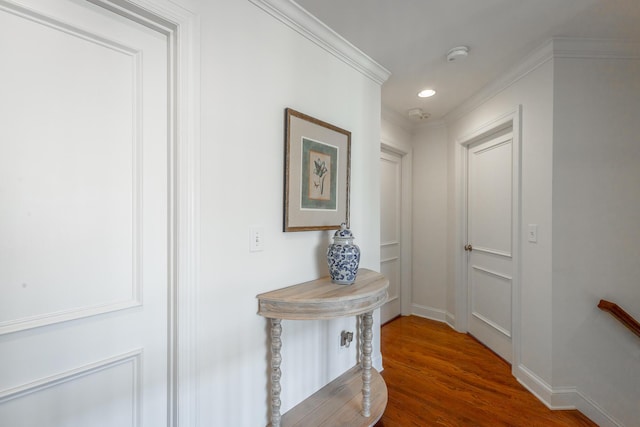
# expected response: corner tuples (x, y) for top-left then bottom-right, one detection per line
(407, 108), (430, 120)
(417, 88), (436, 98)
(447, 46), (469, 62)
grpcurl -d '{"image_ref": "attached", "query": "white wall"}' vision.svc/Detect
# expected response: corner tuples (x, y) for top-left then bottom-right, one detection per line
(381, 113), (412, 147)
(552, 56), (640, 426)
(409, 123), (451, 322)
(195, 1), (384, 425)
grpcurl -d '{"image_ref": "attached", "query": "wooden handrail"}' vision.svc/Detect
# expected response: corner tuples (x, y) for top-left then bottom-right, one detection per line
(598, 299), (640, 339)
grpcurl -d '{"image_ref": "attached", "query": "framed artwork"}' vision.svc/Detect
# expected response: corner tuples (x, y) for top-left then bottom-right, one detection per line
(284, 108), (351, 232)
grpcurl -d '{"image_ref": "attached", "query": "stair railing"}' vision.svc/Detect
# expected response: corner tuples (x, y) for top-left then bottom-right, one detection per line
(598, 299), (640, 339)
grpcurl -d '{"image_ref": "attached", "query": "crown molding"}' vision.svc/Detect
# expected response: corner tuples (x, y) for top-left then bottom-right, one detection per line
(553, 37), (640, 59)
(444, 39), (554, 123)
(444, 37), (640, 124)
(248, 0), (390, 85)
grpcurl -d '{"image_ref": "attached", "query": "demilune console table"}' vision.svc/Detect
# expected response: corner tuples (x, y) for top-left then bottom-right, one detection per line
(256, 268), (389, 427)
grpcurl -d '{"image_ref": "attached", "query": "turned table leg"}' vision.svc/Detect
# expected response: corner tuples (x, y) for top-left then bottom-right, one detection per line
(270, 318), (282, 427)
(361, 311), (373, 417)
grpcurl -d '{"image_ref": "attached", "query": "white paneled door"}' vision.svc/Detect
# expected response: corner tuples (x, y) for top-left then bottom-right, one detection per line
(466, 130), (514, 362)
(0, 1), (171, 425)
(380, 150), (402, 324)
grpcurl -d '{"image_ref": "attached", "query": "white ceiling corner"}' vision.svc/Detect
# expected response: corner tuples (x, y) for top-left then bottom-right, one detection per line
(295, 0), (640, 128)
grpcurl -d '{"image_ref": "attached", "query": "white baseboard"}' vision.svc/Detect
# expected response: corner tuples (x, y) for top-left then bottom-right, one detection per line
(550, 387), (623, 427)
(513, 363), (555, 408)
(570, 390), (622, 427)
(411, 304), (457, 331)
(445, 311), (456, 329)
(411, 304), (447, 322)
(514, 363), (622, 427)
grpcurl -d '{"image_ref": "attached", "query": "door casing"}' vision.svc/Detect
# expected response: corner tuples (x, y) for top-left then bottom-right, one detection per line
(381, 141), (412, 319)
(380, 148), (402, 323)
(94, 4), (201, 424)
(455, 106), (521, 370)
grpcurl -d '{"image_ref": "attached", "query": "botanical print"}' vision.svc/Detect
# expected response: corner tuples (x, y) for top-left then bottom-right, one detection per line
(309, 150), (331, 201)
(301, 137), (337, 210)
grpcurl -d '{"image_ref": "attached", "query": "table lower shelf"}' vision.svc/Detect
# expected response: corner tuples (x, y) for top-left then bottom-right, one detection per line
(277, 365), (387, 427)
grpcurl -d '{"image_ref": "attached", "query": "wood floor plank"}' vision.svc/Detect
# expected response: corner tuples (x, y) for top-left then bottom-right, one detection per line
(375, 316), (597, 427)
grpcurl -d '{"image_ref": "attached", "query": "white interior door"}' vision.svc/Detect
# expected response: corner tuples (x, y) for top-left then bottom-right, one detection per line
(0, 1), (171, 425)
(466, 130), (514, 362)
(380, 150), (402, 324)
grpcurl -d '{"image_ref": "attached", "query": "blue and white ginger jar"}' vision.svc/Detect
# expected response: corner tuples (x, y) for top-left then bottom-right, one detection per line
(327, 223), (360, 285)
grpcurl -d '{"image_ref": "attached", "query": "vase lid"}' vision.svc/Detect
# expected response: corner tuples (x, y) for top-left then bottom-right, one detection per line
(333, 223), (354, 239)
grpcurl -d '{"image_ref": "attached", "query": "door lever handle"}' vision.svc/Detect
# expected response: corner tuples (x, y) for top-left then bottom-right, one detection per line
(464, 244), (473, 252)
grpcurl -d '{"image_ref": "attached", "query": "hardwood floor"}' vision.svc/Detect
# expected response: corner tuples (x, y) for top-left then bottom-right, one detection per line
(374, 316), (596, 427)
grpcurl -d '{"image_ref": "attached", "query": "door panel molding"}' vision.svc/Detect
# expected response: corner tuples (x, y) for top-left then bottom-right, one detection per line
(0, 1), (141, 56)
(0, 350), (142, 426)
(468, 135), (513, 256)
(0, 349), (141, 403)
(471, 265), (513, 335)
(471, 265), (513, 281)
(471, 311), (512, 338)
(471, 136), (512, 155)
(0, 1), (145, 336)
(471, 246), (512, 258)
(0, 301), (142, 336)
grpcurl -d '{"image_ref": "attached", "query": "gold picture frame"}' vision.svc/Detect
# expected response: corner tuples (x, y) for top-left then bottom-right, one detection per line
(284, 108), (351, 232)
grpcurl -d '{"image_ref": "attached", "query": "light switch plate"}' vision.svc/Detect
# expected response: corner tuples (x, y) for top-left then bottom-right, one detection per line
(250, 226), (264, 252)
(528, 224), (538, 243)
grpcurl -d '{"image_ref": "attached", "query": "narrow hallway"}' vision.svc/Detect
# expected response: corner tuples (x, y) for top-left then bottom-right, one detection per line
(375, 316), (596, 426)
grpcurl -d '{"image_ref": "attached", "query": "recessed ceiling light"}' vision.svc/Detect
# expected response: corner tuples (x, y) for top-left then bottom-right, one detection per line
(418, 89), (436, 98)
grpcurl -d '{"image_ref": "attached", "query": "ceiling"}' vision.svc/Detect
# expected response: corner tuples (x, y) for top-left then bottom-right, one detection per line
(295, 0), (640, 124)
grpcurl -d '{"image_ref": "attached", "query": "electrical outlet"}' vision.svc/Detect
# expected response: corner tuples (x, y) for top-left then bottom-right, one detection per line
(340, 330), (354, 348)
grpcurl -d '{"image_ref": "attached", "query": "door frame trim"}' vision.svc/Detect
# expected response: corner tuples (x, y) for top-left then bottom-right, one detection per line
(455, 105), (522, 368)
(381, 140), (413, 316)
(89, 1), (200, 425)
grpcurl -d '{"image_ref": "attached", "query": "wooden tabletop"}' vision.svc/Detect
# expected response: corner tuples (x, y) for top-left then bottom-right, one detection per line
(279, 365), (387, 426)
(257, 269), (389, 320)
